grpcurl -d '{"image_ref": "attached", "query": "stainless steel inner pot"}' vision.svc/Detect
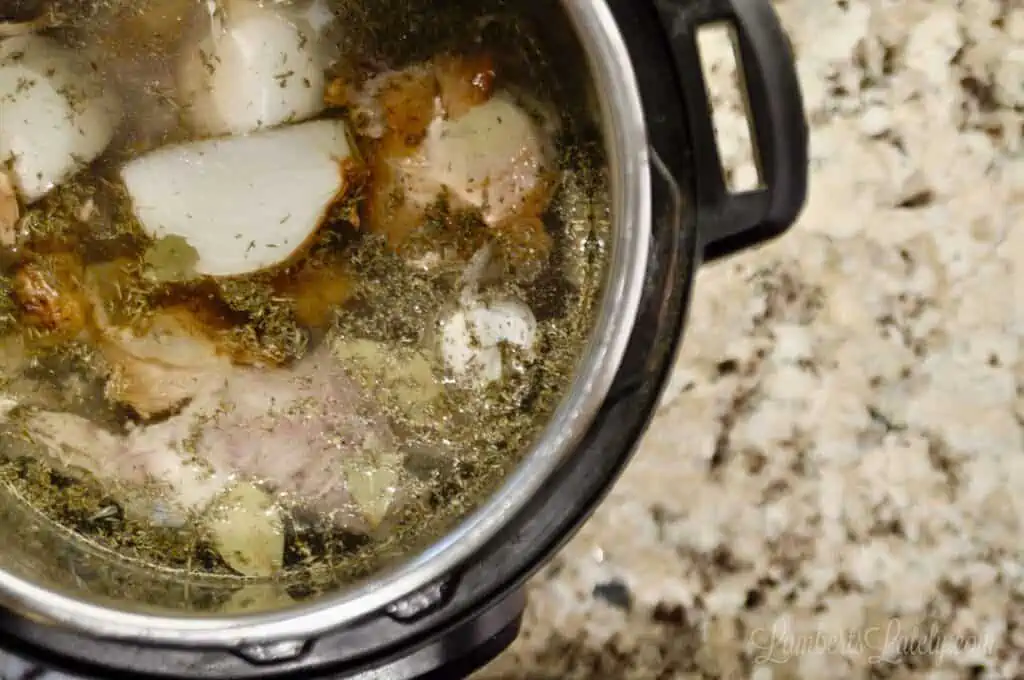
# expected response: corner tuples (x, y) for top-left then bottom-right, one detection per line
(0, 0), (652, 645)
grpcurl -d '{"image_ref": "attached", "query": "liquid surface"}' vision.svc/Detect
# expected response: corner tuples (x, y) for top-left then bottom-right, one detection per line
(0, 0), (610, 611)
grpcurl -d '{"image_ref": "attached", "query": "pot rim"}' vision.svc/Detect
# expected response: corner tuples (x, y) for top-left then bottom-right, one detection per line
(0, 0), (653, 645)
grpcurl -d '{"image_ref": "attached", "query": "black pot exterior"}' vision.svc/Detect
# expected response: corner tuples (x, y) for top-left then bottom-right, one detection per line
(0, 0), (807, 677)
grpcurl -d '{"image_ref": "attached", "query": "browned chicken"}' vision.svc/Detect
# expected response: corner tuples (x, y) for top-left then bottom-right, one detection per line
(12, 253), (89, 340)
(341, 54), (558, 267)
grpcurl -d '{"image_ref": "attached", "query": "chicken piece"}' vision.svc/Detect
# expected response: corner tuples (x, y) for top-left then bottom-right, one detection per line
(85, 266), (232, 420)
(20, 410), (125, 481)
(84, 261), (276, 417)
(343, 54), (495, 140)
(369, 94), (556, 256)
(98, 307), (232, 419)
(358, 57), (556, 263)
(18, 342), (404, 532)
(420, 94), (554, 227)
(364, 133), (446, 248)
(141, 342), (401, 527)
(12, 253), (89, 339)
(343, 65), (437, 141)
(85, 258), (323, 412)
(349, 66), (441, 246)
(15, 404), (237, 525)
(434, 52), (495, 120)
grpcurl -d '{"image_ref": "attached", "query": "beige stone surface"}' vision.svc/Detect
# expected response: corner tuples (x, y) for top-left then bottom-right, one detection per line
(477, 0), (1024, 677)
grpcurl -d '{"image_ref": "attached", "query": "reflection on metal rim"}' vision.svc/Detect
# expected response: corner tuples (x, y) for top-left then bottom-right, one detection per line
(0, 0), (653, 645)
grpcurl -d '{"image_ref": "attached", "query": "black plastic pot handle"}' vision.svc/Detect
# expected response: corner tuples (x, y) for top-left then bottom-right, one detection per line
(655, 0), (809, 261)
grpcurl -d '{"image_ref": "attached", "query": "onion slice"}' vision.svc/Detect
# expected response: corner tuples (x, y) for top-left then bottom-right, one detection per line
(0, 35), (121, 203)
(177, 0), (327, 136)
(120, 119), (357, 278)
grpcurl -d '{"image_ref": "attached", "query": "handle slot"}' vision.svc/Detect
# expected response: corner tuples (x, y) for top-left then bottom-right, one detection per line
(656, 0), (809, 262)
(695, 22), (764, 194)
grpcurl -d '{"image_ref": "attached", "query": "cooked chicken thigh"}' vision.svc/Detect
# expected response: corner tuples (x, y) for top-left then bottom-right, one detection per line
(351, 55), (557, 262)
(16, 340), (401, 532)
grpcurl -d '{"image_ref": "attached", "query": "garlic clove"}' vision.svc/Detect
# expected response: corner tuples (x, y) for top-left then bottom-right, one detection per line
(0, 35), (121, 203)
(441, 310), (504, 384)
(473, 299), (538, 350)
(177, 0), (326, 136)
(120, 119), (356, 278)
(439, 297), (537, 386)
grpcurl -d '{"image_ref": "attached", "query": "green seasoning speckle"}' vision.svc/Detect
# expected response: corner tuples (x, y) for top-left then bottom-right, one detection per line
(216, 277), (308, 364)
(0, 276), (19, 335)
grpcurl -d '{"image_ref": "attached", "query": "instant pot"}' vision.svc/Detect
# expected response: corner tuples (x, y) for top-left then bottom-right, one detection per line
(0, 0), (808, 676)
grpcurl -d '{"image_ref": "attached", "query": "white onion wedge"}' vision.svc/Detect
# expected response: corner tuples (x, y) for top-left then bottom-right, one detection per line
(177, 0), (326, 136)
(0, 35), (121, 203)
(120, 119), (356, 278)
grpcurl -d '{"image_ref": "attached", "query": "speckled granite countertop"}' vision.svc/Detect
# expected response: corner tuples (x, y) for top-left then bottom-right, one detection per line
(477, 0), (1024, 678)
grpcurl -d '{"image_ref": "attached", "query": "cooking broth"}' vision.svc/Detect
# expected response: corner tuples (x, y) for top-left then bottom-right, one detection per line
(0, 0), (610, 611)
